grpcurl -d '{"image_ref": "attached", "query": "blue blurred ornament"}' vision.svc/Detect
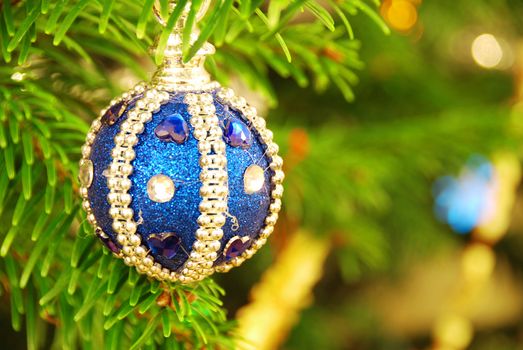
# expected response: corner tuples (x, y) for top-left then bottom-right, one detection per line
(433, 155), (495, 234)
(77, 2), (284, 284)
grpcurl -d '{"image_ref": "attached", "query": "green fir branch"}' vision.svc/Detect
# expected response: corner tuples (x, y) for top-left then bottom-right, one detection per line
(0, 0), (387, 348)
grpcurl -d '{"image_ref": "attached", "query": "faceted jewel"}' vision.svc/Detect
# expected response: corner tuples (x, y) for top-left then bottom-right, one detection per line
(155, 113), (189, 144)
(223, 118), (252, 149)
(96, 229), (120, 254)
(147, 233), (181, 259)
(224, 236), (251, 261)
(101, 100), (127, 126)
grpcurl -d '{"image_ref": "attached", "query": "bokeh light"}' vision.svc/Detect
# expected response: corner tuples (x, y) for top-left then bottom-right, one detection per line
(433, 313), (473, 350)
(461, 243), (495, 284)
(10, 72), (25, 81)
(433, 156), (496, 234)
(381, 0), (419, 32)
(471, 34), (504, 69)
(476, 153), (521, 243)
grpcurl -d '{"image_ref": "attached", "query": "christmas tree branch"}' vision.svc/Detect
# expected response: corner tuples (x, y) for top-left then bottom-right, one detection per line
(2, 0), (385, 103)
(0, 0), (388, 348)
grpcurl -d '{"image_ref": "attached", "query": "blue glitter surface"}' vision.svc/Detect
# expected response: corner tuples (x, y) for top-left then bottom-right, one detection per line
(88, 90), (273, 272)
(213, 100), (272, 265)
(88, 98), (140, 246)
(129, 93), (201, 270)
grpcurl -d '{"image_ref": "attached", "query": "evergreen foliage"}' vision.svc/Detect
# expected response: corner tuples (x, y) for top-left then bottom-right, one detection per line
(3, 0), (520, 348)
(0, 0), (384, 348)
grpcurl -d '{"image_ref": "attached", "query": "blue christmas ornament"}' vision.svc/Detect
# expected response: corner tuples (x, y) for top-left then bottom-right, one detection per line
(78, 7), (284, 284)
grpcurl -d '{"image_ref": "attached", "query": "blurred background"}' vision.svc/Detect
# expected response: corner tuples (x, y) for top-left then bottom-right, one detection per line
(215, 0), (523, 349)
(3, 0), (523, 349)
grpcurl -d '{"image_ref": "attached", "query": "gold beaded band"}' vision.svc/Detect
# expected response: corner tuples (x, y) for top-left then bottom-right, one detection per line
(106, 88), (175, 282)
(179, 92), (228, 283)
(214, 87), (284, 273)
(155, 80), (221, 93)
(79, 83), (148, 249)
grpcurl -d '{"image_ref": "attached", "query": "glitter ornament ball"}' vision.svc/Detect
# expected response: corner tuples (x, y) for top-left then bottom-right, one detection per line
(79, 23), (283, 283)
(80, 87), (284, 283)
(78, 4), (284, 283)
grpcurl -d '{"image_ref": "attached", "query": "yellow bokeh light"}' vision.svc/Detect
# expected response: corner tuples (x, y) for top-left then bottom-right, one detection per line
(385, 0), (418, 32)
(461, 243), (495, 284)
(476, 152), (521, 243)
(433, 313), (473, 350)
(471, 33), (504, 69)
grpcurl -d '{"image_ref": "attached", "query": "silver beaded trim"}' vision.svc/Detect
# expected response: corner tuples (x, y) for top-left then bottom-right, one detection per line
(101, 88), (230, 283)
(179, 92), (228, 283)
(79, 83), (148, 246)
(105, 88), (177, 282)
(214, 87), (284, 273)
(158, 81), (221, 93)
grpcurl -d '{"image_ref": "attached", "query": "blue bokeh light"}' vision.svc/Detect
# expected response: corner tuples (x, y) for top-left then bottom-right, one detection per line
(433, 155), (495, 234)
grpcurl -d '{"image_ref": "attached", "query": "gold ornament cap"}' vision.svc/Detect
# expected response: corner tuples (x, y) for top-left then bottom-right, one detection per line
(151, 0), (216, 90)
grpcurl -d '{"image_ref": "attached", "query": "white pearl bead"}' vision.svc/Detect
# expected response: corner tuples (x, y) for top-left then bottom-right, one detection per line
(188, 105), (201, 115)
(117, 234), (127, 244)
(81, 145), (91, 157)
(184, 93), (198, 104)
(143, 257), (153, 267)
(135, 246), (146, 257)
(129, 234), (141, 246)
(199, 94), (214, 104)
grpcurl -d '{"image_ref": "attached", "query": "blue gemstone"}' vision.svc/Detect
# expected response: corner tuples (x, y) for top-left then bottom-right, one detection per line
(155, 114), (189, 144)
(223, 118), (252, 149)
(147, 233), (181, 259)
(224, 237), (251, 261)
(96, 229), (120, 254)
(101, 101), (127, 126)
